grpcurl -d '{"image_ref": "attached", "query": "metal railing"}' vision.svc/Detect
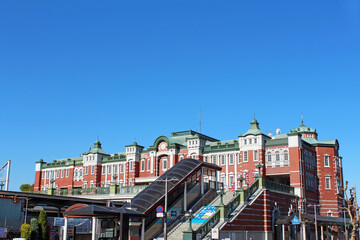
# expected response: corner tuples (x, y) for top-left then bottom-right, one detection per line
(196, 208), (220, 239)
(265, 180), (294, 194)
(247, 178), (259, 201)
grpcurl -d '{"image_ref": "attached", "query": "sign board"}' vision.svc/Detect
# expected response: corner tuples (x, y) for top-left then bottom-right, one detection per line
(0, 227), (8, 238)
(54, 217), (65, 226)
(156, 206), (164, 213)
(156, 212), (164, 218)
(170, 210), (177, 217)
(292, 215), (300, 225)
(211, 228), (219, 239)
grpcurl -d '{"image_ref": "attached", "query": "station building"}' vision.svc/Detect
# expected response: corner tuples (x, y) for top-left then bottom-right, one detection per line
(34, 119), (344, 218)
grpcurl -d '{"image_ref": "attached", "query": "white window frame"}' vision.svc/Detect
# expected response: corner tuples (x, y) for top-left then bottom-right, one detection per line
(66, 169), (69, 178)
(275, 151), (280, 162)
(102, 165), (105, 175)
(229, 154), (234, 165)
(130, 161), (133, 172)
(120, 164), (124, 173)
(162, 158), (168, 171)
(147, 159), (150, 171)
(42, 171), (45, 179)
(212, 155), (217, 165)
(221, 155), (225, 165)
(244, 151), (248, 162)
(85, 166), (88, 175)
(108, 165), (111, 174)
(324, 155), (330, 167)
(91, 165), (95, 175)
(61, 169), (64, 178)
(141, 159), (145, 172)
(284, 150), (289, 162)
(325, 176), (331, 189)
(254, 150), (258, 162)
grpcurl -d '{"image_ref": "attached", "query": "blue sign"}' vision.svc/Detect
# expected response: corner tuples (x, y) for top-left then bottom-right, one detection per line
(0, 227), (7, 238)
(170, 211), (177, 217)
(292, 215), (300, 225)
(54, 217), (65, 226)
(156, 206), (164, 213)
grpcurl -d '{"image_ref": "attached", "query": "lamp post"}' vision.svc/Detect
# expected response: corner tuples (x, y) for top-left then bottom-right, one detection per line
(185, 209), (195, 232)
(291, 198), (307, 240)
(237, 175), (245, 191)
(308, 204), (321, 240)
(217, 188), (225, 206)
(156, 177), (179, 240)
(255, 163), (264, 177)
(343, 209), (348, 240)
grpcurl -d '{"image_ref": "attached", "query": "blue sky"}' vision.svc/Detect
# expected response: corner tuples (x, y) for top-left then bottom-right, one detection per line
(0, 1), (359, 191)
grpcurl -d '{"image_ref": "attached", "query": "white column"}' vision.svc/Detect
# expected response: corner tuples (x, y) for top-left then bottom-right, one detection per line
(184, 182), (187, 211)
(225, 154), (229, 190)
(92, 217), (96, 240)
(63, 217), (68, 240)
(302, 224), (306, 240)
(170, 152), (174, 168)
(201, 167), (204, 195)
(282, 224), (286, 240)
(141, 218), (145, 240)
(321, 226), (324, 240)
(150, 155), (154, 174)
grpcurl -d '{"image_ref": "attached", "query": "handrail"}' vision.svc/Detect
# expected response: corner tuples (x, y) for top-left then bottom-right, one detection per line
(247, 178), (259, 201)
(227, 192), (240, 215)
(265, 180), (294, 194)
(196, 208), (220, 239)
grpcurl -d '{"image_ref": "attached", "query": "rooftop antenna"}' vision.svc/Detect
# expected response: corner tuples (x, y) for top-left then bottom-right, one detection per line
(89, 141), (92, 150)
(199, 107), (202, 134)
(301, 112), (304, 125)
(254, 113), (256, 119)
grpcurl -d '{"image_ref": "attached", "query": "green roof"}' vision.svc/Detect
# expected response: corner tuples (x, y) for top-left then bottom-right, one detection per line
(85, 140), (109, 155)
(241, 118), (263, 136)
(303, 138), (338, 147)
(265, 138), (288, 147)
(290, 121), (317, 134)
(203, 140), (239, 153)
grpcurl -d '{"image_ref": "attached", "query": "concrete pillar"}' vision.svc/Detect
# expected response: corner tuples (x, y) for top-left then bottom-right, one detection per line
(92, 217), (96, 240)
(201, 167), (204, 195)
(141, 218), (145, 240)
(282, 224), (286, 240)
(63, 217), (68, 240)
(321, 226), (324, 240)
(184, 181), (187, 212)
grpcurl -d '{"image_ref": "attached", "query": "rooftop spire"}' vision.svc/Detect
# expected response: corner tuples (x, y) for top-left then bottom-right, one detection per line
(301, 112), (304, 125)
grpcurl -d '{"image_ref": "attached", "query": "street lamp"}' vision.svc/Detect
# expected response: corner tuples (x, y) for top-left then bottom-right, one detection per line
(217, 188), (225, 206)
(185, 209), (196, 232)
(156, 177), (179, 240)
(255, 163), (264, 177)
(308, 204), (321, 240)
(237, 175), (245, 190)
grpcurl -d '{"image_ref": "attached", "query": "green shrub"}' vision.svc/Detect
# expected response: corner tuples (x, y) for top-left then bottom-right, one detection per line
(21, 223), (31, 240)
(38, 210), (47, 240)
(30, 218), (39, 240)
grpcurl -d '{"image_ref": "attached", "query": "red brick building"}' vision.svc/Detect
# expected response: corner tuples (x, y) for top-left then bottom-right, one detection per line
(34, 118), (344, 217)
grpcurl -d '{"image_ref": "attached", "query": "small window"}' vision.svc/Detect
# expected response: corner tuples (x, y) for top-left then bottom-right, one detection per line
(327, 211), (333, 217)
(229, 154), (234, 165)
(221, 176), (226, 184)
(108, 165), (111, 174)
(180, 155), (184, 160)
(205, 156), (208, 163)
(91, 166), (95, 175)
(325, 176), (331, 189)
(191, 154), (196, 159)
(85, 166), (88, 175)
(84, 182), (87, 189)
(130, 162), (133, 172)
(249, 139), (252, 144)
(61, 169), (64, 178)
(42, 171), (45, 179)
(212, 156), (217, 164)
(56, 170), (59, 178)
(79, 169), (83, 177)
(254, 150), (258, 161)
(244, 139), (247, 145)
(141, 159), (145, 172)
(254, 138), (257, 144)
(276, 151), (280, 162)
(66, 169), (69, 178)
(162, 158), (168, 170)
(244, 151), (248, 162)
(90, 181), (94, 189)
(324, 156), (330, 167)
(267, 152), (272, 162)
(147, 159), (150, 171)
(120, 164), (124, 173)
(229, 175), (234, 185)
(284, 150), (289, 161)
(221, 155), (225, 165)
(114, 164), (118, 174)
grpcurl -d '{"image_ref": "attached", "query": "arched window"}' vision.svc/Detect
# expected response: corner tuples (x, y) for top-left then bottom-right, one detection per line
(275, 151), (280, 162)
(267, 152), (272, 162)
(284, 150), (289, 161)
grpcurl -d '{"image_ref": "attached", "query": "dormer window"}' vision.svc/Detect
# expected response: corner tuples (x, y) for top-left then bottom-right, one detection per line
(249, 139), (252, 144)
(254, 138), (257, 144)
(244, 139), (247, 145)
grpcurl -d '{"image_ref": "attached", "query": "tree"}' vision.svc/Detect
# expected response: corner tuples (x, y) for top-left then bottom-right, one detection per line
(337, 181), (360, 240)
(38, 210), (47, 240)
(30, 218), (39, 240)
(20, 184), (34, 192)
(21, 223), (31, 240)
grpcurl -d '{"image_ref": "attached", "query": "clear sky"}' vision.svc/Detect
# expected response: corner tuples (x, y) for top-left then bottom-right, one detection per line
(0, 1), (359, 191)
